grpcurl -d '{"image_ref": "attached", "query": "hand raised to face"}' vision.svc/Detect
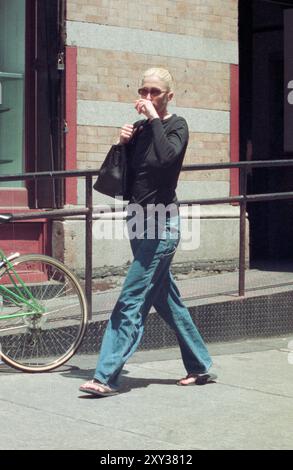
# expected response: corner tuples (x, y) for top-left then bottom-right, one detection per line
(135, 99), (159, 120)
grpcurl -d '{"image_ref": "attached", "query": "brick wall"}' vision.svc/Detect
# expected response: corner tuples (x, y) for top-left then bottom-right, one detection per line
(67, 0), (238, 41)
(77, 49), (230, 110)
(77, 125), (229, 182)
(67, 0), (238, 189)
(61, 0), (240, 271)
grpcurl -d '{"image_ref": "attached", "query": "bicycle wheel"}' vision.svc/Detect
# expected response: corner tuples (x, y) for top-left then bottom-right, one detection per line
(0, 254), (88, 372)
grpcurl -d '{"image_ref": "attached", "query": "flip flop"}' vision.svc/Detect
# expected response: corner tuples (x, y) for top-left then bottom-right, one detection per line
(177, 372), (218, 386)
(79, 380), (119, 397)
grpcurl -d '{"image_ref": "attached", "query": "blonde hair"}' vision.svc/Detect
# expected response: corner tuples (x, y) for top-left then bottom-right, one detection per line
(141, 67), (174, 92)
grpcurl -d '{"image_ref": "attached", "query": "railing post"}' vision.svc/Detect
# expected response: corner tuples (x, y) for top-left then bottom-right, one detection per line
(238, 166), (247, 296)
(85, 175), (93, 319)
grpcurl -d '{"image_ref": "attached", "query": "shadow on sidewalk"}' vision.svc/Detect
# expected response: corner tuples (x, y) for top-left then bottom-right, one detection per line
(61, 366), (217, 396)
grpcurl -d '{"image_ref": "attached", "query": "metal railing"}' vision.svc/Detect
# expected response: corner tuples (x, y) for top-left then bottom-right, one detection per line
(1, 159), (293, 317)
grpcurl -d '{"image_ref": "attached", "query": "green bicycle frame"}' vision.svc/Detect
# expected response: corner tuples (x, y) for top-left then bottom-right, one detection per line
(0, 250), (44, 320)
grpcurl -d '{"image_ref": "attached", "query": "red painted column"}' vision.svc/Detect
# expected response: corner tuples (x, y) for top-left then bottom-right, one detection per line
(65, 46), (78, 205)
(230, 64), (239, 197)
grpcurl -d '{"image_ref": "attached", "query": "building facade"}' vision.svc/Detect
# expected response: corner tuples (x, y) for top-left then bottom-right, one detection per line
(0, 0), (292, 275)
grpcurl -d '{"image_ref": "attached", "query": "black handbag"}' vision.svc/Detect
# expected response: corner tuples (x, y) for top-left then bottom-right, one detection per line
(93, 144), (130, 199)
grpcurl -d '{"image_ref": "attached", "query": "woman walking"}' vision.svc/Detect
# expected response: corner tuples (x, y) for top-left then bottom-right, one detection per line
(80, 68), (216, 397)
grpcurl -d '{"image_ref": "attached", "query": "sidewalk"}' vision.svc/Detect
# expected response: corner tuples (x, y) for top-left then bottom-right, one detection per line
(0, 335), (292, 450)
(92, 266), (293, 316)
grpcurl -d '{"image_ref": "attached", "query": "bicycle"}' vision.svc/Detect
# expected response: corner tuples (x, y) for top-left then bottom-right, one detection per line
(0, 213), (88, 372)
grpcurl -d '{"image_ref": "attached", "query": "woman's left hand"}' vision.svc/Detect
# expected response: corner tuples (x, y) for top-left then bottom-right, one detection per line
(135, 99), (159, 120)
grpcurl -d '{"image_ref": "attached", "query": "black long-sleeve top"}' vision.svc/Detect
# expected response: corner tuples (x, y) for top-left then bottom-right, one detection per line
(126, 114), (189, 207)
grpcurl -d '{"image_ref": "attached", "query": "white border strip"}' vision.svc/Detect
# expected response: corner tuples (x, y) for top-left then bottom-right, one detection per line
(77, 100), (230, 134)
(67, 21), (238, 65)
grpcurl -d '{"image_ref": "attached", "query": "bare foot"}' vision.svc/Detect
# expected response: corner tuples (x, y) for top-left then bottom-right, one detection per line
(79, 379), (119, 397)
(177, 375), (198, 386)
(177, 373), (217, 386)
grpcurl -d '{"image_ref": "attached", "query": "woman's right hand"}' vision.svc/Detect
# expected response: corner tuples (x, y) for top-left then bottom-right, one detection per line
(118, 124), (136, 144)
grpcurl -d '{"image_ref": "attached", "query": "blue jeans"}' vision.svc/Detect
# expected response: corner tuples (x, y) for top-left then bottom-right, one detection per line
(94, 212), (212, 388)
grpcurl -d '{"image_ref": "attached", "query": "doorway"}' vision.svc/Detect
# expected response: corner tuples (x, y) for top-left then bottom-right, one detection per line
(0, 0), (65, 257)
(0, 0), (65, 207)
(0, 0), (25, 187)
(239, 0), (293, 265)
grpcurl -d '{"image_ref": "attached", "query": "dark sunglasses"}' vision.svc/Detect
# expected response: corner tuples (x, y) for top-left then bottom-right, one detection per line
(138, 87), (168, 97)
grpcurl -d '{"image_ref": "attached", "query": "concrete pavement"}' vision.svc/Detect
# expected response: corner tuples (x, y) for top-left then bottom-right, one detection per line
(0, 335), (293, 450)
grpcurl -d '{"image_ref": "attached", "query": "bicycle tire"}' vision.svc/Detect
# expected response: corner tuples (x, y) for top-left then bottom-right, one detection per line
(0, 254), (88, 372)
